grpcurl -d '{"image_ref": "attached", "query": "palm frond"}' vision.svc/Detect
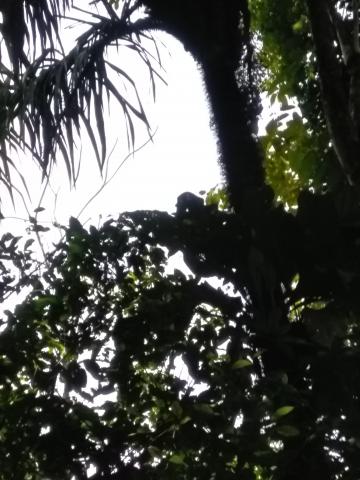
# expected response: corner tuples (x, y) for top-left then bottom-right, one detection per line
(0, 1), (163, 193)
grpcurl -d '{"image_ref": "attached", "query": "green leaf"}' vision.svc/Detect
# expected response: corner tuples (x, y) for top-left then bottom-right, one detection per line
(34, 295), (59, 310)
(169, 452), (185, 465)
(274, 406), (295, 418)
(292, 17), (305, 33)
(180, 416), (191, 425)
(232, 358), (252, 369)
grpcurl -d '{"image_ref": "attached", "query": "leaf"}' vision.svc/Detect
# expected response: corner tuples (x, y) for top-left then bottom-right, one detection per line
(169, 452), (185, 465)
(232, 358), (252, 369)
(34, 206), (45, 213)
(24, 239), (35, 250)
(69, 216), (84, 232)
(265, 118), (278, 135)
(275, 113), (289, 123)
(34, 295), (59, 310)
(194, 403), (216, 415)
(280, 104), (295, 111)
(180, 416), (191, 425)
(292, 18), (304, 32)
(32, 225), (50, 232)
(276, 425), (300, 437)
(274, 406), (295, 418)
(83, 359), (101, 378)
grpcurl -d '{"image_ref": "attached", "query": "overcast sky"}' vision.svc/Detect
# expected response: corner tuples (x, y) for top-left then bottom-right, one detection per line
(2, 31), (221, 235)
(1, 4), (275, 236)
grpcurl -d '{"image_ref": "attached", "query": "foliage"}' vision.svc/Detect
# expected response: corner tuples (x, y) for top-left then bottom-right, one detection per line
(0, 0), (265, 213)
(250, 0), (349, 204)
(0, 1), (359, 203)
(1, 1), (360, 479)
(0, 0), (161, 190)
(2, 191), (360, 478)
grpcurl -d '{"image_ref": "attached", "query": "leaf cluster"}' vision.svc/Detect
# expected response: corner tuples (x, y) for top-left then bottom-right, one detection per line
(1, 192), (360, 478)
(0, 0), (161, 190)
(250, 0), (344, 203)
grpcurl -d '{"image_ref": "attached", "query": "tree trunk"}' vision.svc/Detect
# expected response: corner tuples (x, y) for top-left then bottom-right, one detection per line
(306, 0), (360, 185)
(141, 0), (266, 213)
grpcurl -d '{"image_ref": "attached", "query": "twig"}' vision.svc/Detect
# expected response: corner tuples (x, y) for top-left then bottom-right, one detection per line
(33, 176), (51, 266)
(76, 129), (157, 219)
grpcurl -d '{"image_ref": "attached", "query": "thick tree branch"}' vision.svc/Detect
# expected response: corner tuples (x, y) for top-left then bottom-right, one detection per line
(140, 0), (266, 214)
(202, 61), (265, 212)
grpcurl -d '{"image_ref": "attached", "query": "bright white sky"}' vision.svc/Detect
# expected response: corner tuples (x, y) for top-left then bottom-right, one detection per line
(2, 32), (221, 234)
(0, 29), (224, 394)
(1, 3), (274, 237)
(0, 2), (275, 436)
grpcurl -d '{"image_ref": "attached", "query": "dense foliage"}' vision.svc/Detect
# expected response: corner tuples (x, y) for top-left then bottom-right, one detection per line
(1, 0), (360, 479)
(2, 190), (360, 479)
(251, 0), (360, 204)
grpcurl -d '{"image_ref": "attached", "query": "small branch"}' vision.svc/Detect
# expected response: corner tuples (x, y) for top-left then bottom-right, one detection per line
(76, 130), (157, 219)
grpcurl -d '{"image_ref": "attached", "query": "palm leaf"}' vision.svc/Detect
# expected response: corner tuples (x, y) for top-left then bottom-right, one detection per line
(0, 1), (164, 195)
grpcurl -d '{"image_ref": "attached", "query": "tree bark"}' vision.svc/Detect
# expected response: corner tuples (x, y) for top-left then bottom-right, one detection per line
(306, 0), (360, 185)
(140, 0), (266, 214)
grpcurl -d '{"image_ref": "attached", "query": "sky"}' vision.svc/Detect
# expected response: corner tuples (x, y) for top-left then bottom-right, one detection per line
(0, 0), (274, 432)
(0, 2), (275, 237)
(2, 31), (221, 234)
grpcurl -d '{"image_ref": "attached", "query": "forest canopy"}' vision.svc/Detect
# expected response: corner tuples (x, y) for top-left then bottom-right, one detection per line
(0, 1), (360, 479)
